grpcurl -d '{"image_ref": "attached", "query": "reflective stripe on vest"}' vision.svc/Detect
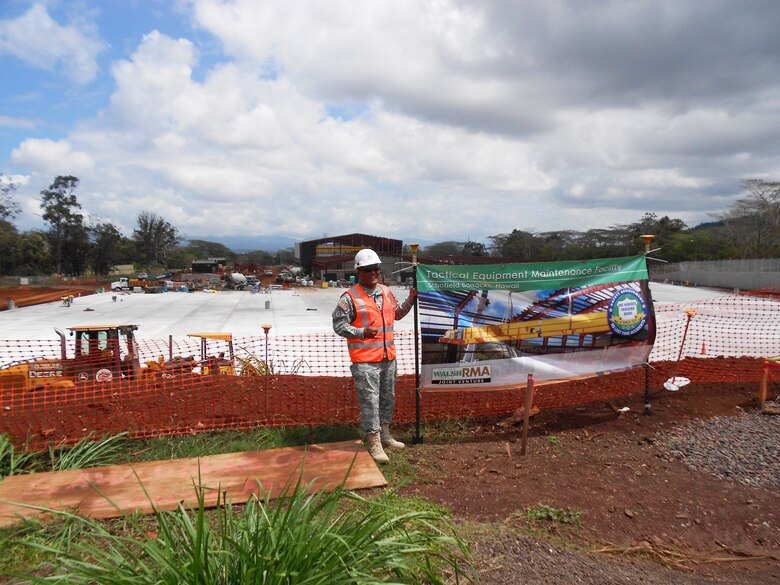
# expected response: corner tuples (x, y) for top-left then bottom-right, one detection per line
(346, 284), (397, 362)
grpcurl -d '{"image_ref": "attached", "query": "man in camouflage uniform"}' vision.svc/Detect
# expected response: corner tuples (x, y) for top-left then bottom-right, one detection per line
(332, 249), (417, 463)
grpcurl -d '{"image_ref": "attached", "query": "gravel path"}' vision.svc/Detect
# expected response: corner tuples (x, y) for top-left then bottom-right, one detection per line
(658, 410), (780, 489)
(469, 535), (745, 585)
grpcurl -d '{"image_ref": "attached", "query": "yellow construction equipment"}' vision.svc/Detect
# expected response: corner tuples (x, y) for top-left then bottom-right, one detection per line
(0, 324), (141, 392)
(439, 312), (610, 346)
(187, 332), (236, 375)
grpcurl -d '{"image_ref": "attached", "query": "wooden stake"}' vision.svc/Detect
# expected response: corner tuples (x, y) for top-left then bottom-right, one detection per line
(759, 362), (768, 411)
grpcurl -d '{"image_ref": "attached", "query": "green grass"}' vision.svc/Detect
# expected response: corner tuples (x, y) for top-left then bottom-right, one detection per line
(0, 421), (484, 585)
(2, 419), (484, 478)
(0, 434), (41, 479)
(380, 492), (454, 519)
(525, 504), (582, 525)
(380, 449), (420, 485)
(2, 432), (131, 479)
(235, 352), (311, 376)
(49, 432), (129, 471)
(1, 474), (471, 584)
(0, 524), (53, 576)
(117, 425), (361, 463)
(0, 425), (474, 582)
(417, 418), (477, 443)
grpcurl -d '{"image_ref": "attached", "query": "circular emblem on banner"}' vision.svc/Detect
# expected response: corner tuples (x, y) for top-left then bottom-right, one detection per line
(95, 368), (113, 383)
(607, 288), (648, 336)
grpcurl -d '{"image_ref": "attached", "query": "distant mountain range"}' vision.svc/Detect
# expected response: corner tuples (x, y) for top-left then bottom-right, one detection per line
(190, 234), (440, 253)
(193, 234), (300, 253)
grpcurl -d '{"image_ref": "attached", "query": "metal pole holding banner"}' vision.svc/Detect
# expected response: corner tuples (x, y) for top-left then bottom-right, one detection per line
(409, 243), (423, 445)
(639, 234), (655, 417)
(520, 373), (535, 456)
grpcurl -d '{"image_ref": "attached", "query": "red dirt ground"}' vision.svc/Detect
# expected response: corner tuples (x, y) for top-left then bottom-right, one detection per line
(397, 381), (780, 583)
(0, 286), (101, 310)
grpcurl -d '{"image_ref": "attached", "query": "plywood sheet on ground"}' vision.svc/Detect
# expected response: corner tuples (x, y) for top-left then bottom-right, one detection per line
(0, 440), (386, 527)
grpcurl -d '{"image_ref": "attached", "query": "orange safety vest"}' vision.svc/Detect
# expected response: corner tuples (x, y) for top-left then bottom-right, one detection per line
(345, 284), (397, 362)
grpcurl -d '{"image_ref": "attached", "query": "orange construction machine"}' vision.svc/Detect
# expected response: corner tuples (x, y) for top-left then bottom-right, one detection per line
(0, 324), (141, 392)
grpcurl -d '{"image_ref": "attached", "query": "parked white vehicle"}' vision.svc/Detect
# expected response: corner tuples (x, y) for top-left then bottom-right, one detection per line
(111, 277), (149, 291)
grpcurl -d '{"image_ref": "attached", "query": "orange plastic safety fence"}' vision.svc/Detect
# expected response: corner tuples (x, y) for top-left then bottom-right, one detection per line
(742, 286), (780, 299)
(765, 359), (780, 379)
(0, 294), (778, 450)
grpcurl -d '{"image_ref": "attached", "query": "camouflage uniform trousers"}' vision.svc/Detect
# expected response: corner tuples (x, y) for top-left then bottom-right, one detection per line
(350, 360), (397, 435)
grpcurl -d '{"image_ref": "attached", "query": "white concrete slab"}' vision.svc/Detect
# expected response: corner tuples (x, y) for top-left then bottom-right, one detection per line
(0, 286), (419, 341)
(647, 282), (729, 304)
(0, 282), (728, 343)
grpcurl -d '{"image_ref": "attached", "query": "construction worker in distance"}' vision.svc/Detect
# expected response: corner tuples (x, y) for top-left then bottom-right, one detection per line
(332, 248), (417, 463)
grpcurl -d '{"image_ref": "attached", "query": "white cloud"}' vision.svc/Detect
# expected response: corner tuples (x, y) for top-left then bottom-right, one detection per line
(190, 0), (550, 135)
(11, 138), (94, 176)
(0, 173), (28, 187)
(31, 28), (560, 241)
(0, 115), (37, 129)
(6, 1), (780, 243)
(0, 3), (105, 84)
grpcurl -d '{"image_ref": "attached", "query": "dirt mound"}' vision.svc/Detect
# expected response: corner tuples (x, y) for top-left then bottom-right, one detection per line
(0, 286), (100, 310)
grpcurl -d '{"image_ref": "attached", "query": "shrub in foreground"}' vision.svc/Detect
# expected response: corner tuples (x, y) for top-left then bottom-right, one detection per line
(4, 474), (471, 584)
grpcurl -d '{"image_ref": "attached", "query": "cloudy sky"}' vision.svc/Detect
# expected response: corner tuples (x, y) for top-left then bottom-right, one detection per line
(2, 0), (780, 248)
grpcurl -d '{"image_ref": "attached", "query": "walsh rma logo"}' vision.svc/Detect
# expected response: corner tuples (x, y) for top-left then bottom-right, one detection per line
(431, 365), (492, 385)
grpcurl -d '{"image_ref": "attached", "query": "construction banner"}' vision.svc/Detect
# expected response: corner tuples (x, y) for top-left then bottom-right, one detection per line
(416, 255), (655, 391)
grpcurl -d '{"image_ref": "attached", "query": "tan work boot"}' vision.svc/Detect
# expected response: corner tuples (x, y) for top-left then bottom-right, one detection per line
(366, 432), (389, 464)
(380, 424), (405, 450)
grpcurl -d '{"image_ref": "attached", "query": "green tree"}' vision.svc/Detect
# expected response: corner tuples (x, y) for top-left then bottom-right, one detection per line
(14, 231), (50, 274)
(0, 173), (20, 221)
(40, 176), (88, 275)
(133, 211), (180, 271)
(167, 239), (237, 272)
(489, 230), (542, 259)
(274, 247), (295, 266)
(420, 241), (463, 259)
(0, 219), (18, 275)
(487, 215), (687, 262)
(663, 230), (728, 262)
(715, 179), (780, 258)
(89, 221), (124, 276)
(63, 222), (90, 275)
(572, 226), (634, 258)
(0, 174), (21, 275)
(741, 179), (780, 231)
(461, 241), (487, 256)
(182, 239), (234, 259)
(627, 212), (687, 257)
(535, 230), (581, 261)
(240, 249), (275, 265)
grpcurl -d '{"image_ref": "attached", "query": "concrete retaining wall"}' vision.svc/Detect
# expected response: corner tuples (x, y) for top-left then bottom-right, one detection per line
(651, 258), (780, 290)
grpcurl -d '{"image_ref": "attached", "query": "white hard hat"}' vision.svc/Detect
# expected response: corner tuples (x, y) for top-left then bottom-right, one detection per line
(354, 249), (381, 269)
